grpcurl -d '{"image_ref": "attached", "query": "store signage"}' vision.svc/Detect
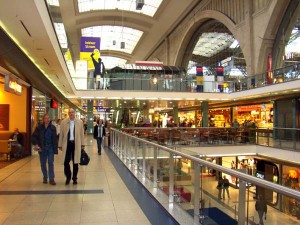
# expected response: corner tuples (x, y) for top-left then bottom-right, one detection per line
(238, 105), (261, 111)
(4, 75), (22, 95)
(256, 172), (264, 179)
(82, 106), (110, 112)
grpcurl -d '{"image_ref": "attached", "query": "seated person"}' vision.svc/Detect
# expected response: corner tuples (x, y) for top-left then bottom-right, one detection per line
(9, 128), (24, 158)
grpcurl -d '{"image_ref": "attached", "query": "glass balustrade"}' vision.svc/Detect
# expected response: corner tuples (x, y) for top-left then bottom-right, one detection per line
(73, 63), (300, 92)
(110, 128), (300, 224)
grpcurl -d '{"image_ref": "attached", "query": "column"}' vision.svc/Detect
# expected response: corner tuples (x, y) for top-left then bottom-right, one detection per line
(201, 101), (209, 127)
(87, 100), (93, 134)
(173, 102), (179, 127)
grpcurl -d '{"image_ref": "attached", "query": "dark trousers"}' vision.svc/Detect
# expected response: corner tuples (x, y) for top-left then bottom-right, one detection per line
(64, 141), (78, 181)
(96, 137), (103, 154)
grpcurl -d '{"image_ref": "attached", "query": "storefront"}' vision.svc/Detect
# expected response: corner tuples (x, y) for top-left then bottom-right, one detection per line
(282, 165), (300, 219)
(32, 88), (63, 130)
(178, 111), (196, 127)
(221, 154), (300, 219)
(233, 104), (273, 128)
(0, 73), (31, 156)
(208, 108), (231, 127)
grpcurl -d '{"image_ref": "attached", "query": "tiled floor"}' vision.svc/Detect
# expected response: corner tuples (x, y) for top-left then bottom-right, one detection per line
(0, 136), (151, 225)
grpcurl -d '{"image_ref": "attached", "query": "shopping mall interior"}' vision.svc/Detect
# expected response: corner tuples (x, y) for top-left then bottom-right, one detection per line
(0, 0), (300, 225)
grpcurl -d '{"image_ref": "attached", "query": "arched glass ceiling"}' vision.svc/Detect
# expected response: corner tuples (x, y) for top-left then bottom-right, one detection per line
(77, 0), (163, 17)
(81, 26), (143, 54)
(193, 32), (236, 58)
(101, 56), (127, 69)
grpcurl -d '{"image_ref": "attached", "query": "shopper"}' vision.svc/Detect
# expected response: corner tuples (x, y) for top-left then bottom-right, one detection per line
(222, 175), (230, 199)
(217, 178), (223, 200)
(93, 118), (106, 155)
(255, 195), (267, 225)
(58, 108), (85, 185)
(31, 114), (58, 185)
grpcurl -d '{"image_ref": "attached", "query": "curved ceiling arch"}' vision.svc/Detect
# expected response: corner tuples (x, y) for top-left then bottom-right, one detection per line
(175, 10), (238, 67)
(74, 11), (153, 33)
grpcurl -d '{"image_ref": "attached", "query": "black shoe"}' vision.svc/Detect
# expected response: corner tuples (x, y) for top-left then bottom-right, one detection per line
(65, 179), (70, 185)
(49, 180), (56, 185)
(73, 180), (77, 185)
(98, 152), (101, 155)
(43, 178), (47, 184)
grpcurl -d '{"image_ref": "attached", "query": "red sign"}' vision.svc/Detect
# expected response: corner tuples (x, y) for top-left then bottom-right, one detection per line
(238, 105), (261, 111)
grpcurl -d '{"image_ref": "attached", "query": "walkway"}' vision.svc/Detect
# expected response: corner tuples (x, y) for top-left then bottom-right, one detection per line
(0, 135), (153, 225)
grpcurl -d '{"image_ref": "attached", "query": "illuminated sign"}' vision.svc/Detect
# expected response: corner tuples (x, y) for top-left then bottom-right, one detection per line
(4, 75), (22, 95)
(256, 172), (264, 179)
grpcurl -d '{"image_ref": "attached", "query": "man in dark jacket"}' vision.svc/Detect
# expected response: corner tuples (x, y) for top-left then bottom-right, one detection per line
(32, 114), (58, 185)
(93, 119), (106, 155)
(222, 175), (230, 200)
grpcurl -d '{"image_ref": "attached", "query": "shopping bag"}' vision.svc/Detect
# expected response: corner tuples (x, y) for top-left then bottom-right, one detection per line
(80, 149), (90, 166)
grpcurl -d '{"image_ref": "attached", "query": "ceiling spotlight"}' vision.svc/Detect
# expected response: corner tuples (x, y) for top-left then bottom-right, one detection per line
(136, 0), (144, 10)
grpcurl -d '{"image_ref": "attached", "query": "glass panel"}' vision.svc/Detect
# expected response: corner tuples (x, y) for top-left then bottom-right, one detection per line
(81, 26), (143, 54)
(77, 0), (163, 17)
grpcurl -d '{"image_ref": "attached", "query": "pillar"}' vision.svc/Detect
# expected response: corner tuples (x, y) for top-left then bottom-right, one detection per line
(201, 101), (208, 127)
(173, 102), (179, 126)
(87, 99), (93, 134)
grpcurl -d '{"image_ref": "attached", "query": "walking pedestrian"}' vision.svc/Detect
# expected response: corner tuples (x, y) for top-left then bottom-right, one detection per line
(31, 114), (58, 185)
(58, 108), (85, 185)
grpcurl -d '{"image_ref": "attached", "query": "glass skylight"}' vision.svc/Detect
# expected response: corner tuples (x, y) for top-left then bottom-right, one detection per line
(46, 0), (59, 6)
(101, 56), (127, 69)
(77, 0), (163, 17)
(81, 26), (143, 54)
(193, 32), (235, 57)
(54, 23), (68, 49)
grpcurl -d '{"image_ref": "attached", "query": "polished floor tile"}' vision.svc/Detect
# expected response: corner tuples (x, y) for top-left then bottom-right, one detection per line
(0, 136), (151, 225)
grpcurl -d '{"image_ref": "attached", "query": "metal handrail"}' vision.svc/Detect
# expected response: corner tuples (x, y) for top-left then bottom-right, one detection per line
(111, 128), (300, 200)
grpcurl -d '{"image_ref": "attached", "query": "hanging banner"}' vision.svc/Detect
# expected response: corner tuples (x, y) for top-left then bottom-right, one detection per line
(196, 66), (203, 92)
(80, 37), (101, 69)
(266, 53), (273, 85)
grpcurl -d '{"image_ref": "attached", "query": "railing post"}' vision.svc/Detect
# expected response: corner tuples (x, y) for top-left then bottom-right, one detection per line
(142, 142), (146, 178)
(267, 128), (270, 146)
(194, 163), (200, 224)
(128, 136), (132, 164)
(134, 139), (138, 170)
(153, 147), (158, 188)
(169, 153), (174, 203)
(238, 179), (246, 225)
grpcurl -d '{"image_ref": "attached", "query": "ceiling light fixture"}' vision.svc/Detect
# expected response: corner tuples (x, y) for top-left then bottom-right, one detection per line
(136, 0), (144, 10)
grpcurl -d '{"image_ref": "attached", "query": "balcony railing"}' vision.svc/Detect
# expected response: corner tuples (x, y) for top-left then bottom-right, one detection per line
(110, 128), (300, 225)
(120, 127), (300, 152)
(73, 62), (300, 92)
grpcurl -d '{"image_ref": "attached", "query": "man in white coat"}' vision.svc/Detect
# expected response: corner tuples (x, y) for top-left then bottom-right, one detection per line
(58, 108), (85, 185)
